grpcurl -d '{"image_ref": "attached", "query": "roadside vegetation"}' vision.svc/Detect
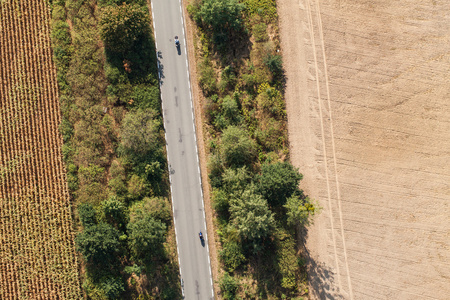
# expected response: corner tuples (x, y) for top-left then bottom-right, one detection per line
(187, 0), (318, 298)
(50, 0), (180, 298)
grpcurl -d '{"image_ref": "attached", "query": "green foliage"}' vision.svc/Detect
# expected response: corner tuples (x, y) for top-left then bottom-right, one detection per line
(131, 84), (161, 111)
(98, 275), (125, 300)
(127, 174), (148, 200)
(254, 118), (284, 151)
(98, 0), (146, 6)
(195, 0), (245, 49)
(199, 58), (218, 96)
(75, 223), (121, 266)
(243, 0), (278, 22)
(219, 272), (239, 300)
(220, 95), (242, 127)
(129, 197), (172, 226)
(78, 203), (97, 228)
(253, 22), (268, 42)
(212, 188), (230, 216)
(284, 195), (317, 227)
(119, 108), (161, 157)
(127, 214), (167, 261)
(256, 161), (302, 207)
(277, 234), (299, 290)
(229, 187), (275, 252)
(220, 240), (246, 272)
(100, 4), (151, 54)
(219, 66), (237, 93)
(101, 196), (127, 228)
(264, 53), (284, 79)
(221, 166), (251, 196)
(208, 152), (224, 188)
(108, 160), (127, 195)
(220, 126), (256, 168)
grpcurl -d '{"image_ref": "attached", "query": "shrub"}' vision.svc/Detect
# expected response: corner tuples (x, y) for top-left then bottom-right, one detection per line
(264, 53), (283, 79)
(212, 188), (230, 216)
(129, 197), (172, 226)
(127, 214), (167, 261)
(127, 174), (148, 200)
(220, 240), (246, 272)
(277, 234), (299, 290)
(256, 161), (302, 207)
(219, 272), (239, 300)
(100, 4), (151, 54)
(101, 196), (127, 228)
(220, 126), (256, 168)
(199, 58), (218, 96)
(75, 223), (121, 266)
(131, 84), (161, 111)
(78, 203), (97, 228)
(253, 22), (268, 42)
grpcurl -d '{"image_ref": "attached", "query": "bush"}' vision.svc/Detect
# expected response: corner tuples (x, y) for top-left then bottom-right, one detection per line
(78, 203), (97, 228)
(75, 223), (121, 266)
(219, 272), (239, 300)
(256, 161), (302, 207)
(101, 196), (127, 228)
(212, 188), (230, 216)
(127, 174), (148, 200)
(220, 240), (246, 272)
(127, 214), (167, 261)
(199, 58), (218, 96)
(129, 197), (172, 226)
(253, 22), (268, 42)
(131, 85), (161, 111)
(277, 234), (299, 290)
(264, 53), (283, 79)
(220, 126), (256, 168)
(100, 4), (151, 54)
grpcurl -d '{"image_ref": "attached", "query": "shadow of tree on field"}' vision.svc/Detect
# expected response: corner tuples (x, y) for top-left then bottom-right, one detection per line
(299, 227), (343, 300)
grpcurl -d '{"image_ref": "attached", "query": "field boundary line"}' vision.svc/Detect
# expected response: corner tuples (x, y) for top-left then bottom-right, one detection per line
(312, 0), (354, 298)
(303, 0), (343, 293)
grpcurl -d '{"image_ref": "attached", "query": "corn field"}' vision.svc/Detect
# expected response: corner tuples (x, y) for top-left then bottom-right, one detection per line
(0, 0), (82, 298)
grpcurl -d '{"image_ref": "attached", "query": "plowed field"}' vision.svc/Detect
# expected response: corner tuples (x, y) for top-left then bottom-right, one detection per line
(0, 1), (82, 298)
(278, 0), (449, 299)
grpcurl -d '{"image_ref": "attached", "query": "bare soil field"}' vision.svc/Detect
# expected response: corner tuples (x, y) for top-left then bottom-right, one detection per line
(278, 0), (449, 299)
(0, 1), (81, 298)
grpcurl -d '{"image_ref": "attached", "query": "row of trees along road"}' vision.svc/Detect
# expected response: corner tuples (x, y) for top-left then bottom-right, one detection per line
(50, 0), (180, 299)
(187, 0), (319, 299)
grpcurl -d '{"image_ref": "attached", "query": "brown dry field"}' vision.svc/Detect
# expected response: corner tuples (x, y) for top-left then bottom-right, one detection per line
(278, 0), (449, 299)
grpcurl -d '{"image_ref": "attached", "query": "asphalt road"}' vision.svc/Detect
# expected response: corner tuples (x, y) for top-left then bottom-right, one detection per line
(150, 0), (214, 299)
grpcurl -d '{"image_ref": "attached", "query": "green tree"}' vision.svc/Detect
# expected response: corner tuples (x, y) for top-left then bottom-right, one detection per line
(100, 4), (151, 54)
(127, 214), (167, 261)
(119, 108), (161, 157)
(284, 195), (317, 227)
(256, 161), (302, 207)
(229, 187), (275, 252)
(101, 196), (127, 228)
(220, 126), (256, 168)
(219, 272), (239, 300)
(75, 223), (121, 266)
(221, 166), (251, 196)
(78, 203), (97, 228)
(195, 0), (245, 48)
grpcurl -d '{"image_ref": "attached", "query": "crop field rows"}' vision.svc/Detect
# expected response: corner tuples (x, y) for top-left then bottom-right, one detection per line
(0, 0), (82, 299)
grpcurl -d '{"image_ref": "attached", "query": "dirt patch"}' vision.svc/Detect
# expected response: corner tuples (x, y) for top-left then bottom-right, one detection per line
(278, 0), (450, 299)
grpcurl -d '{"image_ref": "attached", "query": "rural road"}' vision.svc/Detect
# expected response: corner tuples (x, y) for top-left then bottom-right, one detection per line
(150, 0), (214, 299)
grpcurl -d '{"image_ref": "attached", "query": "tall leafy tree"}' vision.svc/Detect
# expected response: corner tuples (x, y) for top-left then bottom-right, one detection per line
(75, 223), (121, 266)
(127, 214), (166, 261)
(229, 187), (275, 252)
(256, 161), (303, 207)
(195, 0), (245, 47)
(220, 126), (256, 168)
(100, 3), (151, 54)
(119, 108), (161, 157)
